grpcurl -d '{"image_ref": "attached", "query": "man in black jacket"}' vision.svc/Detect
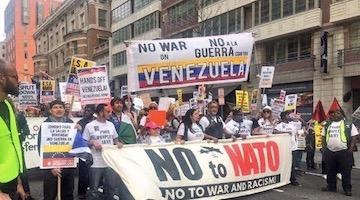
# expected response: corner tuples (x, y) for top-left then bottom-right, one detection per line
(37, 100), (77, 200)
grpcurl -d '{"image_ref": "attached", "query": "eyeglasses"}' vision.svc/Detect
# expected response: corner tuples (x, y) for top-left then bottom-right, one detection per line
(263, 110), (271, 113)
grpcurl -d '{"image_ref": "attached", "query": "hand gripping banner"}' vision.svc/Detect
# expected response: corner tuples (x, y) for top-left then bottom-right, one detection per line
(102, 134), (291, 200)
(126, 33), (254, 92)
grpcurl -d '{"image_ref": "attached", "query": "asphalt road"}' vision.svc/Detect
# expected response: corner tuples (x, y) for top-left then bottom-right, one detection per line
(26, 168), (360, 200)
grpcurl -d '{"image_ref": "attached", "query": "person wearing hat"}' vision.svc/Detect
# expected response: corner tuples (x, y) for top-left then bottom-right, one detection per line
(139, 102), (158, 135)
(224, 108), (259, 139)
(138, 121), (166, 144)
(257, 106), (277, 135)
(321, 110), (358, 196)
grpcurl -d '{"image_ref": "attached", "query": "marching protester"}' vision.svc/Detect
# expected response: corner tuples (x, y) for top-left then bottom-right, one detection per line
(37, 99), (78, 200)
(275, 111), (300, 186)
(321, 110), (359, 196)
(199, 100), (225, 139)
(76, 104), (96, 199)
(82, 104), (124, 199)
(176, 109), (218, 143)
(224, 108), (259, 139)
(289, 112), (307, 170)
(137, 121), (166, 144)
(122, 95), (138, 129)
(109, 97), (137, 145)
(0, 59), (24, 199)
(165, 104), (181, 140)
(139, 102), (158, 135)
(257, 106), (277, 135)
(306, 123), (316, 170)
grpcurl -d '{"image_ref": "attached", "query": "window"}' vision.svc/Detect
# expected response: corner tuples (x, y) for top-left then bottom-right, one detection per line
(287, 37), (298, 61)
(201, 0), (219, 7)
(272, 0), (281, 20)
(212, 17), (219, 35)
(113, 51), (127, 67)
(55, 54), (58, 68)
(71, 20), (75, 31)
(244, 6), (252, 30)
(295, 0), (306, 13)
(80, 13), (85, 28)
(236, 8), (242, 32)
(112, 1), (131, 23)
(133, 12), (160, 37)
(255, 1), (260, 25)
(134, 0), (154, 11)
(98, 9), (107, 28)
(220, 13), (227, 35)
(265, 44), (275, 63)
(300, 35), (311, 58)
(308, 0), (315, 9)
(168, 0), (195, 25)
(113, 25), (131, 45)
(72, 41), (77, 54)
(260, 0), (269, 23)
(228, 10), (236, 33)
(203, 20), (212, 36)
(277, 40), (286, 63)
(350, 22), (360, 48)
(283, 0), (294, 17)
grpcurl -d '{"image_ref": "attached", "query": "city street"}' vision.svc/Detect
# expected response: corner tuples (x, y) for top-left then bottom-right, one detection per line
(26, 168), (360, 200)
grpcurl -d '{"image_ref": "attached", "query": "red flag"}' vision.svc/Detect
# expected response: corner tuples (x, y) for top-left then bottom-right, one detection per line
(312, 100), (326, 122)
(327, 97), (346, 118)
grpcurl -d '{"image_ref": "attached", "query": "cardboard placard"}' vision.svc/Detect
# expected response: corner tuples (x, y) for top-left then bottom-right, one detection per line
(148, 110), (167, 127)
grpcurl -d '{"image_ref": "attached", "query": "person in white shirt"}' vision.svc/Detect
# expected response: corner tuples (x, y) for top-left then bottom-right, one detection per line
(289, 113), (307, 170)
(321, 110), (359, 196)
(257, 106), (277, 135)
(275, 111), (299, 186)
(176, 109), (218, 143)
(137, 121), (166, 144)
(83, 104), (123, 199)
(225, 108), (259, 139)
(199, 101), (226, 139)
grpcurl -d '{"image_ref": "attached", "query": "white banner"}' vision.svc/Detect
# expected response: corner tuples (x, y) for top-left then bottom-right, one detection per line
(259, 66), (275, 89)
(24, 118), (80, 169)
(19, 83), (37, 107)
(77, 66), (111, 105)
(127, 33), (254, 92)
(103, 135), (292, 200)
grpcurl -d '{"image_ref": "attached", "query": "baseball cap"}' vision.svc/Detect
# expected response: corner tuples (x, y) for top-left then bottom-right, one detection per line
(145, 121), (159, 129)
(263, 106), (272, 111)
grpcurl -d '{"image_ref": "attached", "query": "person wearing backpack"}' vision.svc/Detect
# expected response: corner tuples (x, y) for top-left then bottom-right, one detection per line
(321, 110), (359, 196)
(199, 101), (225, 139)
(176, 109), (218, 143)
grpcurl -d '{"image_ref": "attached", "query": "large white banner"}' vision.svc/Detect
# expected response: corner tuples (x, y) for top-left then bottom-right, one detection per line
(24, 118), (80, 169)
(103, 134), (292, 200)
(127, 33), (254, 92)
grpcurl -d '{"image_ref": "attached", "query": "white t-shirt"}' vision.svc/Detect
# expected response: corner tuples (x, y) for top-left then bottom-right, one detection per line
(225, 119), (253, 137)
(321, 121), (359, 152)
(140, 116), (147, 126)
(275, 122), (297, 151)
(83, 120), (118, 168)
(258, 118), (275, 135)
(199, 115), (225, 130)
(177, 123), (205, 141)
(289, 121), (302, 131)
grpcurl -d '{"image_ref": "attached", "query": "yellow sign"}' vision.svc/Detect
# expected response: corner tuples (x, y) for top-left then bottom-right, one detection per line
(66, 57), (96, 95)
(40, 80), (56, 103)
(235, 90), (250, 113)
(69, 56), (96, 74)
(314, 121), (323, 149)
(177, 89), (183, 105)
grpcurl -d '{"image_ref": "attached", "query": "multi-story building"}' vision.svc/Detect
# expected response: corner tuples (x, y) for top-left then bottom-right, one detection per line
(4, 0), (63, 82)
(0, 41), (6, 60)
(111, 0), (162, 96)
(33, 0), (111, 83)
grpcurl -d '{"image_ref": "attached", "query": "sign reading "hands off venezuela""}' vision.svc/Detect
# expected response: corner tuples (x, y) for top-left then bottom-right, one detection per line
(102, 134), (291, 200)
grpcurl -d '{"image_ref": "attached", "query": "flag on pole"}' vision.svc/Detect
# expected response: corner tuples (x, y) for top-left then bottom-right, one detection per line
(69, 131), (93, 166)
(327, 97), (346, 118)
(312, 101), (326, 122)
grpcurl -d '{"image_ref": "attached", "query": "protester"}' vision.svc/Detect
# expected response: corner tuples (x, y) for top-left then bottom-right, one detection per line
(199, 100), (225, 139)
(275, 111), (299, 186)
(0, 59), (24, 199)
(137, 121), (166, 144)
(64, 103), (73, 118)
(321, 110), (359, 196)
(109, 97), (137, 144)
(83, 104), (124, 199)
(165, 104), (181, 140)
(139, 102), (158, 135)
(76, 104), (96, 199)
(37, 100), (77, 200)
(257, 106), (277, 135)
(224, 108), (259, 139)
(176, 109), (218, 143)
(306, 123), (316, 170)
(289, 112), (307, 170)
(122, 95), (138, 129)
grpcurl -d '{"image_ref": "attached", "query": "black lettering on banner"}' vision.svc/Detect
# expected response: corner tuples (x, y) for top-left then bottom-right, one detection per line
(145, 149), (181, 181)
(160, 175), (281, 200)
(173, 148), (203, 180)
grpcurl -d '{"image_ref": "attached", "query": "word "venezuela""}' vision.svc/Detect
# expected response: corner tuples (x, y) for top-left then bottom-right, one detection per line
(137, 56), (248, 88)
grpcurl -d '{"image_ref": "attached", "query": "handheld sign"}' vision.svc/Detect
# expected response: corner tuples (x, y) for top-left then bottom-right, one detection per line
(19, 83), (37, 108)
(65, 57), (96, 96)
(40, 80), (55, 104)
(259, 66), (275, 88)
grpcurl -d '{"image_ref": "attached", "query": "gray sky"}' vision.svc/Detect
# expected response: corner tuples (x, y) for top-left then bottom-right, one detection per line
(0, 0), (10, 41)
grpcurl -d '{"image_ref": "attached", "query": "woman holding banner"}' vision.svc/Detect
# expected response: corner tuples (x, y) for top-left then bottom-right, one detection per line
(176, 109), (218, 143)
(257, 106), (277, 135)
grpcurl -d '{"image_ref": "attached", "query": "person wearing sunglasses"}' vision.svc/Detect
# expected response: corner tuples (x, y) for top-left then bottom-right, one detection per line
(257, 106), (277, 135)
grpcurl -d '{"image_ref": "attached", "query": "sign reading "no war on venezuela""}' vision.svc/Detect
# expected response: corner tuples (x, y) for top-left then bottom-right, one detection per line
(126, 33), (254, 92)
(102, 134), (291, 200)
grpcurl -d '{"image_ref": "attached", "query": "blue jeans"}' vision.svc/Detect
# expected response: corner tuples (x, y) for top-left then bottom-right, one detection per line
(294, 150), (304, 169)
